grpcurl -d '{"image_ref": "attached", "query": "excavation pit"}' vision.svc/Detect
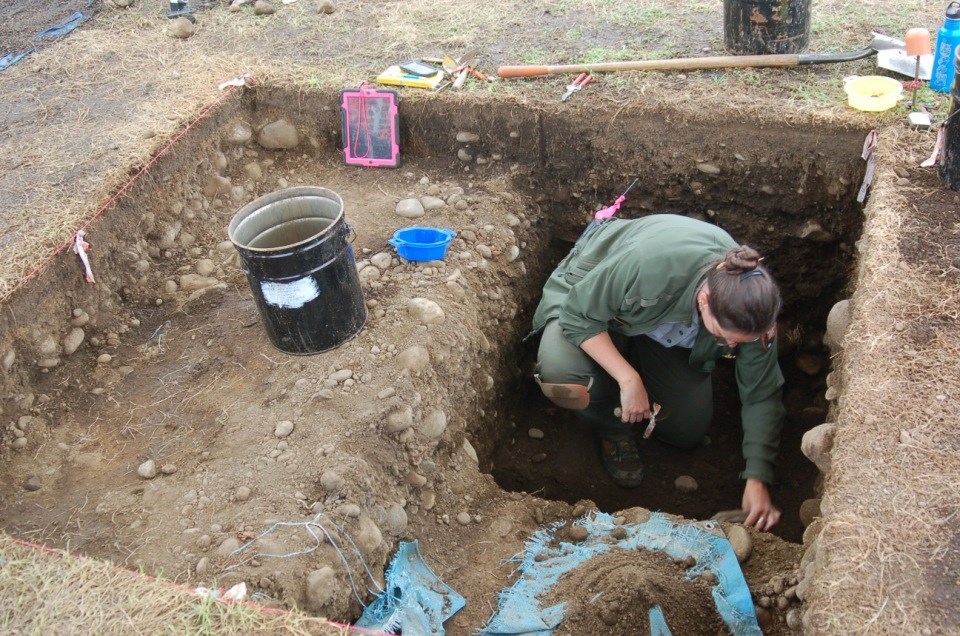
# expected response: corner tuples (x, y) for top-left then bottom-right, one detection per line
(0, 87), (868, 632)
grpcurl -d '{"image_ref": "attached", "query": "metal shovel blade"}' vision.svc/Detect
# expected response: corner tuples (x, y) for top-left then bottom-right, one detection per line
(874, 34), (932, 79)
(878, 50), (932, 80)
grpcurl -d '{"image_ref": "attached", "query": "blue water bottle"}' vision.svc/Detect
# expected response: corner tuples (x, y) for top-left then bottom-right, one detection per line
(932, 2), (960, 92)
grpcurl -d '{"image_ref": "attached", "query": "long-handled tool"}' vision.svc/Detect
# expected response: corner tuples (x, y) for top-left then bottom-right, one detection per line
(498, 33), (903, 78)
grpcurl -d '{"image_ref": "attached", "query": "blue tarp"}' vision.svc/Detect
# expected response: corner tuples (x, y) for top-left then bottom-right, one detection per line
(480, 512), (761, 636)
(649, 606), (673, 636)
(34, 11), (89, 40)
(357, 540), (466, 635)
(1, 8), (92, 72)
(0, 52), (31, 72)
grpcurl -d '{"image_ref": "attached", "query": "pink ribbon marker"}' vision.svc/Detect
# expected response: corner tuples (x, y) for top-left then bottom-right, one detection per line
(73, 230), (95, 283)
(594, 177), (640, 221)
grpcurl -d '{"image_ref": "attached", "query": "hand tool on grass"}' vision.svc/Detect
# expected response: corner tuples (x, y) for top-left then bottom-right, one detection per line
(498, 33), (903, 78)
(167, 0), (196, 21)
(876, 34), (933, 79)
(468, 67), (492, 81)
(442, 49), (478, 89)
(561, 72), (593, 101)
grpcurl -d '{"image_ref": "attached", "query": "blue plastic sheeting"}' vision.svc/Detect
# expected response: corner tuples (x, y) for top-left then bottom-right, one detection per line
(34, 12), (89, 40)
(480, 512), (761, 636)
(357, 540), (466, 635)
(649, 606), (673, 636)
(1, 9), (91, 72)
(0, 52), (32, 72)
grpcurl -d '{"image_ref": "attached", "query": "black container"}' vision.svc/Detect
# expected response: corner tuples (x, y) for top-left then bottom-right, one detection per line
(228, 187), (367, 354)
(724, 0), (811, 55)
(940, 48), (960, 190)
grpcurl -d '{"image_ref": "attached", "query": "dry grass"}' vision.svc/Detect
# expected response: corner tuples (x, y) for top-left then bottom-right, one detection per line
(0, 17), (242, 298)
(0, 0), (946, 296)
(0, 534), (368, 635)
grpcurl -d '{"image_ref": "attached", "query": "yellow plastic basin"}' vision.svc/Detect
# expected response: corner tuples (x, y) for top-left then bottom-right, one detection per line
(843, 76), (903, 112)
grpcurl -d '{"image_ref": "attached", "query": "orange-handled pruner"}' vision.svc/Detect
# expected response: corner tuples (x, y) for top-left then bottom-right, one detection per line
(561, 73), (593, 101)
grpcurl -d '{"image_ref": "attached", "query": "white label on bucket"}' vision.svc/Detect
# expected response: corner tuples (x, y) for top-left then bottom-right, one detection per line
(260, 277), (320, 309)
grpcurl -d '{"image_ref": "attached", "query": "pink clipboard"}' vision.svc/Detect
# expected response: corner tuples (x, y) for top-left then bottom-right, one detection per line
(340, 84), (400, 168)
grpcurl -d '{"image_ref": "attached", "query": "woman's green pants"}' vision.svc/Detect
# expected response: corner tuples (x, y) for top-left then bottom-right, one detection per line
(536, 319), (713, 446)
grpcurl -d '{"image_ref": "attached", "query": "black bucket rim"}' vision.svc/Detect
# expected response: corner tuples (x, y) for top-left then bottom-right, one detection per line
(228, 186), (345, 254)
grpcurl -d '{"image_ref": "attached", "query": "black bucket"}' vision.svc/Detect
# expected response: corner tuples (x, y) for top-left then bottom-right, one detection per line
(228, 187), (367, 355)
(723, 0), (811, 55)
(940, 48), (960, 190)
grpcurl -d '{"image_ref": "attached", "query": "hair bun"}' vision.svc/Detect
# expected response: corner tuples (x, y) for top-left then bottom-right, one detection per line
(721, 245), (761, 275)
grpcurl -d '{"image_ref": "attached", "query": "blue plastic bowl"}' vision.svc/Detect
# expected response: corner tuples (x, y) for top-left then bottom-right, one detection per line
(388, 227), (456, 262)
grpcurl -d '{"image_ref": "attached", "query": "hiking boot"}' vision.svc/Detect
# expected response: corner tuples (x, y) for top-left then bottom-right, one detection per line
(599, 436), (644, 488)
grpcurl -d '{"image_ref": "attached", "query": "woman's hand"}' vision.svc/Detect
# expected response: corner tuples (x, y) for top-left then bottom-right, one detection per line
(742, 479), (781, 531)
(579, 332), (650, 423)
(618, 374), (651, 423)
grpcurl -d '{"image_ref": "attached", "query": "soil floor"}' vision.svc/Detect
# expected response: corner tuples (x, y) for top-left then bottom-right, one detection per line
(490, 356), (824, 545)
(0, 148), (805, 633)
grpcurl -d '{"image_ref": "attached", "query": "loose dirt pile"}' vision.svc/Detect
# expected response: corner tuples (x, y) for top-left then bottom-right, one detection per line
(548, 546), (727, 635)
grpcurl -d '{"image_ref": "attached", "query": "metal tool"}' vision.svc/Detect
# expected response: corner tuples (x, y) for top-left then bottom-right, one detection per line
(561, 73), (593, 101)
(612, 401), (661, 438)
(642, 403), (661, 439)
(595, 177), (640, 221)
(498, 33), (904, 78)
(877, 34), (933, 80)
(166, 0), (196, 21)
(441, 49), (478, 89)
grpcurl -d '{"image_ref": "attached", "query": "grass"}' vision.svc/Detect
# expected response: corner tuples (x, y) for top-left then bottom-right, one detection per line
(912, 84), (951, 118)
(0, 535), (356, 635)
(601, 2), (671, 27)
(812, 0), (940, 47)
(574, 47), (641, 64)
(515, 47), (553, 65)
(789, 81), (842, 108)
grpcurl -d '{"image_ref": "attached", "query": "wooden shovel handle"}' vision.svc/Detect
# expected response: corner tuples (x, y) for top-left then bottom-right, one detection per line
(497, 65), (550, 78)
(498, 54), (800, 78)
